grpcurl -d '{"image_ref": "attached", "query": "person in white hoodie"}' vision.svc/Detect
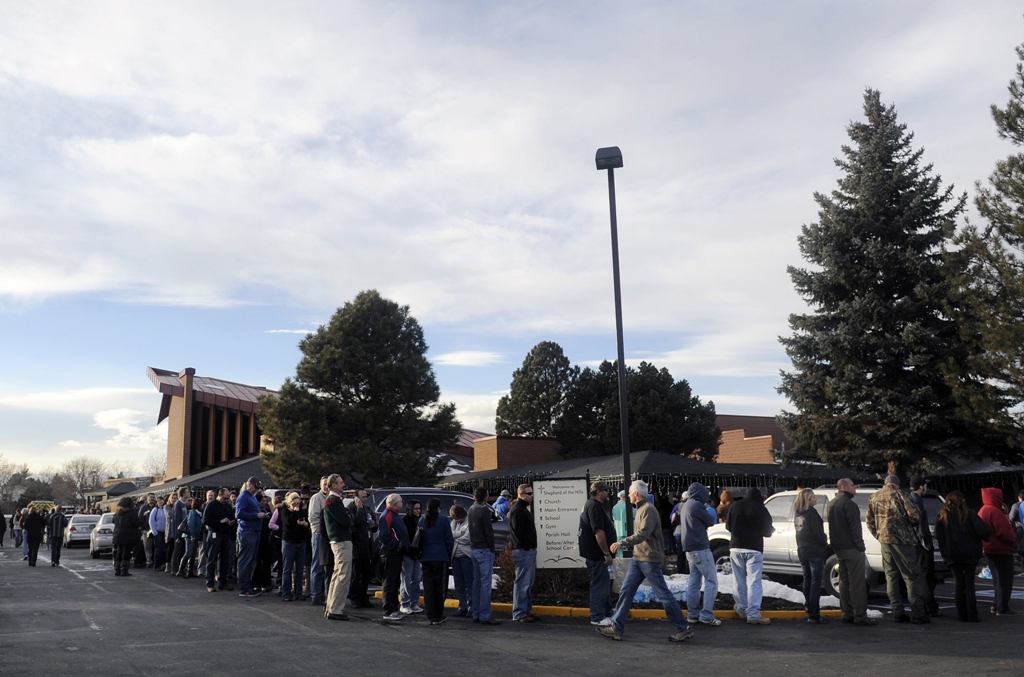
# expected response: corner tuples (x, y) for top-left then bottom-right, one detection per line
(449, 504), (473, 617)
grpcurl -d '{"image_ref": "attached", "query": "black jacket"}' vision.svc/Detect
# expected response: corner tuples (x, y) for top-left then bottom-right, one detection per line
(351, 504), (372, 559)
(726, 493), (774, 552)
(935, 510), (992, 565)
(827, 491), (865, 552)
(794, 508), (828, 561)
(113, 508), (144, 546)
(508, 500), (537, 550)
(203, 499), (235, 536)
(23, 512), (46, 542)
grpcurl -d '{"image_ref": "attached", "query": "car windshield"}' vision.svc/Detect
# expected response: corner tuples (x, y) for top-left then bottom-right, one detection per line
(99, 513), (114, 524)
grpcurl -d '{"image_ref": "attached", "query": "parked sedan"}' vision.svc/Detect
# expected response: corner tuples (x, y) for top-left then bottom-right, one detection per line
(89, 512), (115, 558)
(63, 514), (101, 548)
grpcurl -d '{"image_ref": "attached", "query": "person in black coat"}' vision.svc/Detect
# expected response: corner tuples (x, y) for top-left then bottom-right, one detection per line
(794, 489), (829, 624)
(47, 507), (68, 566)
(22, 506), (47, 567)
(348, 490), (374, 608)
(112, 496), (144, 576)
(935, 491), (993, 622)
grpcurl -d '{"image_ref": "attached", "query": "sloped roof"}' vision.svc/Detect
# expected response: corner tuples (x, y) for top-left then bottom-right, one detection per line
(148, 367), (279, 423)
(120, 456), (275, 498)
(456, 429), (492, 447)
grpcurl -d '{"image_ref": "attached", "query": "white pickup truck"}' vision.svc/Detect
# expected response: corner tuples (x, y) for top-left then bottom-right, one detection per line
(707, 487), (947, 597)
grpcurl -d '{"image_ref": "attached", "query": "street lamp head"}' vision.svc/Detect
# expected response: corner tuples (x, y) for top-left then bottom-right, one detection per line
(595, 146), (623, 170)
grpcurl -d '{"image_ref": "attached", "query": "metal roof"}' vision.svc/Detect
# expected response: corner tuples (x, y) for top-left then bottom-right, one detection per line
(147, 367), (279, 423)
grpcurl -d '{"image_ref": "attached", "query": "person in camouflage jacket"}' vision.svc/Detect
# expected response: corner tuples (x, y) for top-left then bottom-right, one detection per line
(866, 476), (927, 623)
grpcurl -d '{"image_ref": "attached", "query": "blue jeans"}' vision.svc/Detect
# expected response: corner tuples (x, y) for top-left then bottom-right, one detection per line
(610, 559), (689, 634)
(309, 532), (325, 599)
(471, 548), (495, 621)
(512, 549), (537, 619)
(585, 558), (613, 623)
(236, 530), (260, 594)
(731, 549), (764, 619)
(451, 555), (474, 613)
(801, 557), (824, 619)
(400, 557), (421, 608)
(685, 549), (719, 622)
(282, 540), (306, 600)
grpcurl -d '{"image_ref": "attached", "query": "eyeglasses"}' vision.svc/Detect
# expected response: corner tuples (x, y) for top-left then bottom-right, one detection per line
(523, 492), (533, 496)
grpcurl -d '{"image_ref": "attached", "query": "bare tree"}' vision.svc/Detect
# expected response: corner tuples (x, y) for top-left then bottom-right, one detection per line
(0, 454), (30, 504)
(59, 455), (108, 505)
(141, 452), (166, 480)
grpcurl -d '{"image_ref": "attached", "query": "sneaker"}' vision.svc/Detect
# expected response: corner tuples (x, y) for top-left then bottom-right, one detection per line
(383, 611), (404, 622)
(669, 628), (695, 642)
(207, 586), (216, 593)
(698, 617), (722, 626)
(410, 604), (425, 614)
(746, 616), (771, 625)
(686, 616), (700, 624)
(429, 616), (448, 625)
(591, 618), (613, 627)
(597, 625), (622, 641)
(400, 606), (414, 615)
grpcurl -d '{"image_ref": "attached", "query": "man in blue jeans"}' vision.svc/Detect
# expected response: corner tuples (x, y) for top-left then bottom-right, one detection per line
(235, 476), (267, 599)
(726, 487), (774, 624)
(306, 476), (330, 606)
(680, 482), (721, 626)
(468, 486), (501, 625)
(509, 484), (539, 623)
(600, 480), (693, 643)
(578, 481), (617, 626)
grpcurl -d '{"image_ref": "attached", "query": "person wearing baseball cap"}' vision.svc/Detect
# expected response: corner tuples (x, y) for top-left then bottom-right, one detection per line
(235, 477), (268, 598)
(866, 475), (928, 623)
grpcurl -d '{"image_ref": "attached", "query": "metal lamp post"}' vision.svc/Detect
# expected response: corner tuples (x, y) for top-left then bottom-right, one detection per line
(595, 146), (633, 538)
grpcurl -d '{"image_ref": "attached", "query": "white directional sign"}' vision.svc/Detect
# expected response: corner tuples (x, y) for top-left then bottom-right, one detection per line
(533, 478), (588, 569)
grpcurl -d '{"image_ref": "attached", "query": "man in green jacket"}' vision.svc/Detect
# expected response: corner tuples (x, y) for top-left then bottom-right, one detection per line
(323, 473), (354, 621)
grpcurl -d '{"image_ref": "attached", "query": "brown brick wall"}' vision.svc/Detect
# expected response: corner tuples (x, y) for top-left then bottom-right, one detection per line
(473, 436), (561, 471)
(716, 429), (775, 464)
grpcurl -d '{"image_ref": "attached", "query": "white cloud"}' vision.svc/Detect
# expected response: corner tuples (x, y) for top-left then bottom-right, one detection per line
(265, 329), (313, 335)
(445, 392), (500, 434)
(0, 387), (155, 415)
(434, 351), (504, 367)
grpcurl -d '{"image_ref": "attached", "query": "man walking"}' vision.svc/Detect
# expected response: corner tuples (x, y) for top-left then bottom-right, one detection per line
(47, 507), (67, 567)
(378, 493), (410, 622)
(323, 474), (354, 621)
(307, 476), (330, 606)
(600, 480), (692, 643)
(469, 486), (501, 625)
(203, 488), (235, 592)
(578, 481), (617, 627)
(726, 487), (774, 625)
(509, 484), (539, 623)
(866, 475), (927, 624)
(680, 482), (721, 626)
(908, 477), (940, 617)
(827, 478), (876, 626)
(235, 477), (267, 598)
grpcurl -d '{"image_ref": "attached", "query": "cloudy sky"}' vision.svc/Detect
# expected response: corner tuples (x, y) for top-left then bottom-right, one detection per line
(1, 1), (1021, 473)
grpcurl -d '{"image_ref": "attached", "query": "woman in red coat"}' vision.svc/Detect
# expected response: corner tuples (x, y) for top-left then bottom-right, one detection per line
(978, 488), (1018, 616)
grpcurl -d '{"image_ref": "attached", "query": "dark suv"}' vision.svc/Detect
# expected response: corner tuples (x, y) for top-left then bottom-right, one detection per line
(363, 487), (510, 579)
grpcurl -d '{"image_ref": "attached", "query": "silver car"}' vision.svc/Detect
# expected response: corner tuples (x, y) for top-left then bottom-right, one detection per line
(89, 512), (115, 558)
(63, 514), (101, 547)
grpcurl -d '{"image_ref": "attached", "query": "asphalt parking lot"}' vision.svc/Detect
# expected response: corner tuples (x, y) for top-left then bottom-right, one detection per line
(2, 543), (1023, 676)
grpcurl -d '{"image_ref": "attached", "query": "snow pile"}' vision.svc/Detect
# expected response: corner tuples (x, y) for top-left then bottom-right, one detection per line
(631, 573), (840, 609)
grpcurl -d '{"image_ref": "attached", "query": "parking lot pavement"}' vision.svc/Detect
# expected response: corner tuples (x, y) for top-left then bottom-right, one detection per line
(2, 544), (1023, 677)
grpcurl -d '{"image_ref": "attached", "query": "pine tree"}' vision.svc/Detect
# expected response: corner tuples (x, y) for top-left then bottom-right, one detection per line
(495, 341), (577, 436)
(955, 36), (1024, 450)
(258, 290), (462, 487)
(778, 89), (993, 477)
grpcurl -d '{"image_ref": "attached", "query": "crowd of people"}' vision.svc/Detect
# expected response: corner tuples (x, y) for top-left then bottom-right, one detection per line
(5, 473), (1021, 640)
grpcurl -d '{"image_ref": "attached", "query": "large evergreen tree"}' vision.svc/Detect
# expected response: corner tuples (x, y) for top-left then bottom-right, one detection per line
(555, 360), (719, 461)
(495, 341), (577, 436)
(778, 89), (1007, 477)
(954, 36), (1024, 453)
(258, 290), (462, 487)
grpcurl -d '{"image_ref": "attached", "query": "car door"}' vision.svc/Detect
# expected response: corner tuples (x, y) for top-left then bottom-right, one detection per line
(762, 494), (798, 568)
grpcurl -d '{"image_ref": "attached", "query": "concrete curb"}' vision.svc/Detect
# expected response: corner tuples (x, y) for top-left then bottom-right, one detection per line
(373, 592), (842, 620)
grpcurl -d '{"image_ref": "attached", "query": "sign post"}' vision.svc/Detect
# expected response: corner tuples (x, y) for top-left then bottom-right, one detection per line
(533, 478), (588, 569)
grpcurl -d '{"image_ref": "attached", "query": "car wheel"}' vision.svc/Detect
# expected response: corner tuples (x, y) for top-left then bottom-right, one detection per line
(91, 547), (100, 559)
(825, 555), (841, 598)
(712, 545), (733, 576)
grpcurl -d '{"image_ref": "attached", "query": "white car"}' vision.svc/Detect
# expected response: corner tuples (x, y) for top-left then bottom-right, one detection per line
(707, 487), (947, 597)
(89, 512), (115, 558)
(63, 514), (101, 547)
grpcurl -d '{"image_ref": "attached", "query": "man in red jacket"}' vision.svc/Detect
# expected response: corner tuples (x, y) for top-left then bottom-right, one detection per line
(978, 487), (1018, 616)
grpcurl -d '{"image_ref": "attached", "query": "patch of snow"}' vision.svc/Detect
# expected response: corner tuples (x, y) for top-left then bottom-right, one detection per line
(632, 572), (828, 607)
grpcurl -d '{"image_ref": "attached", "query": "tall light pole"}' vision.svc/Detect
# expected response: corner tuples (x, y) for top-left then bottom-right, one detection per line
(595, 146), (633, 538)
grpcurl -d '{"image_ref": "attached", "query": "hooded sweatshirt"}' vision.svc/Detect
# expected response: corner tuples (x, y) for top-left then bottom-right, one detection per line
(978, 487), (1018, 555)
(679, 482), (715, 552)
